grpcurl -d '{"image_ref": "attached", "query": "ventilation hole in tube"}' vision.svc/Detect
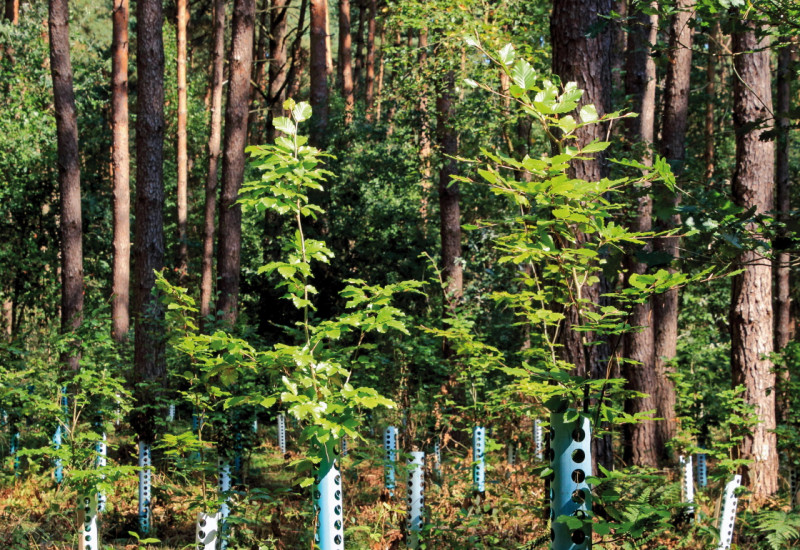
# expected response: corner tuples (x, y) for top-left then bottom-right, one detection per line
(572, 449), (586, 463)
(571, 529), (586, 544)
(572, 469), (586, 483)
(572, 428), (586, 442)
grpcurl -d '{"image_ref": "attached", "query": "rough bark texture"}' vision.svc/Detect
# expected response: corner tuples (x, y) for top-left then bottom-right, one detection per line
(551, 0), (612, 470)
(654, 0), (694, 458)
(705, 22), (720, 181)
(730, 20), (777, 499)
(111, 0), (130, 342)
(774, 43), (794, 421)
(217, 0), (255, 327)
(353, 0), (366, 95)
(338, 0), (354, 122)
(49, 0), (83, 371)
(200, 0), (226, 322)
(5, 0), (18, 23)
(622, 2), (659, 468)
(436, 70), (462, 309)
(266, 0), (290, 142)
(309, 0), (329, 145)
(364, 0), (376, 119)
(176, 0), (189, 278)
(285, 0), (308, 106)
(133, 0), (166, 442)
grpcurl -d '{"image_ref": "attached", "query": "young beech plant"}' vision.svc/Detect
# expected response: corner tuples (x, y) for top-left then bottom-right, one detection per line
(237, 99), (423, 482)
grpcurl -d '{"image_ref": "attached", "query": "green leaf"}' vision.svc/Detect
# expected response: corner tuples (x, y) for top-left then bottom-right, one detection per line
(274, 117), (296, 136)
(579, 104), (598, 123)
(498, 43), (515, 66)
(293, 101), (313, 123)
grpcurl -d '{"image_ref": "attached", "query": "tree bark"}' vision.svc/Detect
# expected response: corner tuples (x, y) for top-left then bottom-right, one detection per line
(4, 0), (18, 24)
(436, 70), (462, 310)
(200, 0), (226, 322)
(111, 0), (130, 342)
(622, 1), (659, 468)
(133, 0), (166, 443)
(249, 0), (270, 143)
(217, 0), (255, 327)
(704, 22), (720, 181)
(364, 0), (376, 120)
(176, 0), (189, 278)
(309, 0), (329, 145)
(730, 17), (778, 499)
(654, 0), (695, 459)
(266, 0), (290, 142)
(324, 0), (333, 75)
(286, 0), (308, 100)
(550, 0), (611, 377)
(338, 0), (354, 123)
(774, 42), (794, 421)
(49, 0), (83, 371)
(353, 0), (366, 95)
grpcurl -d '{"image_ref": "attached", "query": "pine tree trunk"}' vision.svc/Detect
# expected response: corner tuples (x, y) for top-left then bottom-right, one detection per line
(266, 0), (290, 142)
(217, 0), (255, 327)
(550, 0), (611, 376)
(704, 22), (720, 181)
(622, 1), (659, 468)
(774, 43), (794, 421)
(654, 0), (695, 458)
(49, 0), (83, 371)
(364, 0), (376, 120)
(200, 0), (226, 322)
(285, 0), (308, 102)
(436, 70), (462, 310)
(5, 0), (18, 23)
(353, 0), (366, 95)
(176, 0), (189, 278)
(730, 18), (778, 499)
(338, 0), (354, 123)
(111, 0), (130, 342)
(309, 0), (329, 145)
(133, 0), (166, 443)
(324, 0), (333, 75)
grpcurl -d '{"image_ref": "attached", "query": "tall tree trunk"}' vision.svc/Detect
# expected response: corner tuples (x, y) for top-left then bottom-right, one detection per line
(133, 0), (166, 443)
(111, 0), (130, 342)
(324, 0), (333, 75)
(266, 0), (290, 142)
(285, 0), (308, 101)
(622, 1), (659, 468)
(217, 0), (255, 327)
(418, 30), (432, 222)
(704, 22), (720, 181)
(338, 0), (354, 123)
(654, 0), (695, 457)
(436, 70), (462, 310)
(364, 0), (376, 120)
(309, 0), (329, 145)
(249, 0), (270, 143)
(176, 0), (189, 278)
(730, 17), (778, 499)
(353, 0), (366, 95)
(49, 0), (83, 371)
(4, 0), (18, 23)
(551, 0), (612, 471)
(550, 0), (611, 375)
(775, 42), (794, 421)
(200, 0), (226, 322)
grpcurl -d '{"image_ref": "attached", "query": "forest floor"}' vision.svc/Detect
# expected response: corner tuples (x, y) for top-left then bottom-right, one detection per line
(0, 422), (737, 549)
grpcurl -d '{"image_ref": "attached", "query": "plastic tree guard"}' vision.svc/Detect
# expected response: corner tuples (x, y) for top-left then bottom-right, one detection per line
(696, 453), (708, 488)
(252, 419), (258, 433)
(79, 494), (99, 550)
(10, 425), (19, 473)
(314, 445), (345, 550)
(167, 404), (175, 423)
(196, 511), (220, 550)
(341, 435), (348, 457)
(233, 431), (243, 481)
(138, 441), (152, 534)
(791, 467), (798, 507)
(218, 458), (232, 549)
(407, 451), (425, 549)
(535, 418), (544, 461)
(277, 414), (287, 454)
(96, 432), (107, 512)
(473, 426), (486, 494)
(507, 442), (516, 466)
(679, 455), (694, 517)
(717, 474), (742, 550)
(433, 438), (442, 480)
(53, 423), (63, 483)
(384, 426), (397, 497)
(550, 410), (591, 550)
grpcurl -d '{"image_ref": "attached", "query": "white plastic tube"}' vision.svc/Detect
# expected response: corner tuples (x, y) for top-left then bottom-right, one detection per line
(717, 474), (742, 550)
(138, 441), (152, 534)
(78, 494), (99, 550)
(680, 455), (694, 517)
(407, 451), (425, 549)
(196, 511), (220, 550)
